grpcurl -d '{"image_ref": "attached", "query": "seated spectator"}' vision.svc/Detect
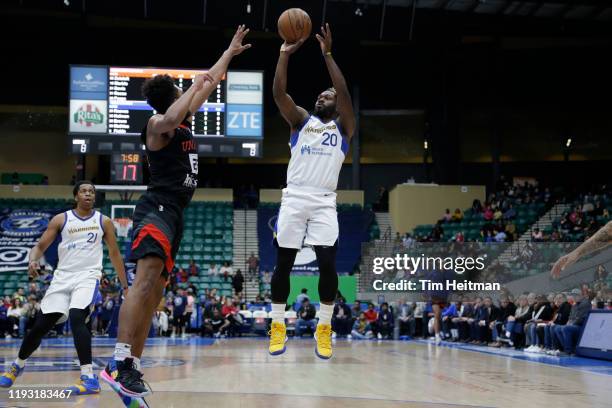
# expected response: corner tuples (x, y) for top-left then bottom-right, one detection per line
(542, 294), (570, 354)
(451, 208), (463, 222)
(178, 267), (189, 283)
(220, 261), (234, 281)
(441, 208), (452, 222)
(189, 259), (199, 276)
(402, 233), (414, 248)
(296, 288), (309, 306)
(531, 228), (543, 242)
(397, 300), (416, 337)
(452, 297), (474, 341)
(208, 263), (219, 276)
(488, 297), (516, 347)
(219, 298), (241, 337)
(455, 231), (465, 243)
(331, 298), (352, 338)
(471, 297), (499, 345)
(441, 302), (458, 340)
(295, 298), (317, 337)
(430, 222), (444, 242)
(493, 208), (503, 221)
(505, 222), (517, 241)
(472, 199), (483, 213)
(364, 303), (378, 333)
(21, 295), (40, 335)
(524, 295), (553, 351)
(6, 298), (23, 338)
(351, 300), (362, 322)
(376, 302), (394, 339)
(494, 229), (507, 242)
(483, 206), (494, 221)
(503, 204), (517, 220)
(552, 291), (592, 356)
(351, 312), (373, 339)
(549, 228), (561, 242)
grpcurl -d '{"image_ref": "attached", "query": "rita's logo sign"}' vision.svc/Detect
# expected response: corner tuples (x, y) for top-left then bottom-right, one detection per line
(73, 104), (104, 127)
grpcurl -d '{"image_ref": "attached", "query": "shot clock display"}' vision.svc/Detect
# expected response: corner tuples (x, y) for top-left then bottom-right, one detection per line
(110, 153), (143, 184)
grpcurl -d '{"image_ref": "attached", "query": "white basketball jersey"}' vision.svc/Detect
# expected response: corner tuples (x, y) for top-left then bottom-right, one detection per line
(55, 210), (104, 279)
(286, 116), (349, 192)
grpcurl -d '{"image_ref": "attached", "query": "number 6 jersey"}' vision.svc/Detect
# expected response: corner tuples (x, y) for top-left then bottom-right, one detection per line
(55, 210), (104, 279)
(286, 115), (349, 192)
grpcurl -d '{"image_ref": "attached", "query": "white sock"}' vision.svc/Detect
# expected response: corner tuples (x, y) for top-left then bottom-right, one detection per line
(80, 364), (94, 378)
(132, 357), (141, 372)
(318, 303), (334, 326)
(113, 343), (132, 361)
(270, 303), (286, 324)
(14, 358), (26, 368)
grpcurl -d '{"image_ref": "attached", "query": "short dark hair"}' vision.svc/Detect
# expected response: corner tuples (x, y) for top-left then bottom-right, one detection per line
(73, 180), (95, 197)
(301, 288), (308, 294)
(142, 74), (177, 114)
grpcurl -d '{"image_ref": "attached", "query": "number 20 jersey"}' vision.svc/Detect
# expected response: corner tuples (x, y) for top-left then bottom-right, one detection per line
(55, 210), (104, 279)
(286, 116), (349, 192)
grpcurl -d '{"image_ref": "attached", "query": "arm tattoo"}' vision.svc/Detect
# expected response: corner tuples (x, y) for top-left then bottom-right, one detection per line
(575, 221), (612, 258)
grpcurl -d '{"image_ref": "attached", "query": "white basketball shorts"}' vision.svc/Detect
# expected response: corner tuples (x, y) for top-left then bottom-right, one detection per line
(41, 271), (100, 320)
(275, 187), (338, 249)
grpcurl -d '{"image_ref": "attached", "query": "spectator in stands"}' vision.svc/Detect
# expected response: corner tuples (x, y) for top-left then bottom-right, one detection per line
(483, 206), (494, 221)
(295, 298), (317, 337)
(296, 288), (309, 306)
(461, 297), (480, 343)
(21, 295), (40, 335)
(493, 207), (503, 221)
(99, 294), (115, 335)
(494, 229), (507, 242)
(441, 209), (452, 222)
(552, 291), (592, 356)
(246, 252), (259, 278)
(451, 208), (463, 223)
(206, 308), (225, 338)
(155, 308), (170, 337)
(376, 303), (394, 339)
(189, 259), (199, 277)
(13, 288), (26, 304)
(543, 294), (570, 354)
(441, 302), (458, 340)
(332, 298), (352, 338)
(172, 288), (188, 338)
(431, 222), (444, 242)
(374, 186), (389, 212)
(178, 267), (189, 283)
(454, 231), (465, 243)
(232, 269), (244, 297)
(397, 300), (415, 337)
(503, 204), (516, 220)
(472, 199), (483, 213)
(220, 261), (234, 281)
(208, 262), (219, 276)
(351, 300), (362, 322)
(351, 312), (373, 339)
(185, 288), (196, 334)
(594, 265), (608, 282)
(6, 298), (23, 338)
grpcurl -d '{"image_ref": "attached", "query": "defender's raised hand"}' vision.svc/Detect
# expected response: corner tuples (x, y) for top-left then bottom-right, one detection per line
(315, 23), (332, 55)
(228, 25), (252, 56)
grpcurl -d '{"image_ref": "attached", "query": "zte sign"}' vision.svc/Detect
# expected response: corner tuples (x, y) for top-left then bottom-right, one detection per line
(227, 105), (262, 137)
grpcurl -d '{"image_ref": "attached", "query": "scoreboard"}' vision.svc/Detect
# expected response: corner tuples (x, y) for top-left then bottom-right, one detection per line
(69, 65), (263, 157)
(110, 153), (143, 184)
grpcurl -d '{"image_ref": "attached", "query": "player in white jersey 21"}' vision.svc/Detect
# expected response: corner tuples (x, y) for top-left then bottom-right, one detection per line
(269, 23), (356, 359)
(0, 181), (127, 396)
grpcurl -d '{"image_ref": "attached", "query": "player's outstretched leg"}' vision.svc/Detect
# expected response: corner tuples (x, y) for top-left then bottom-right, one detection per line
(0, 312), (62, 388)
(66, 308), (100, 395)
(314, 244), (338, 360)
(268, 246), (297, 355)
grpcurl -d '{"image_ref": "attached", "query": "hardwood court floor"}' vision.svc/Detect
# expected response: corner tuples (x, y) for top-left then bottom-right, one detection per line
(0, 336), (610, 408)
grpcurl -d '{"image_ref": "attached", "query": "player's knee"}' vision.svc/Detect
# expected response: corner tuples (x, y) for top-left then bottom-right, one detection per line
(68, 308), (88, 327)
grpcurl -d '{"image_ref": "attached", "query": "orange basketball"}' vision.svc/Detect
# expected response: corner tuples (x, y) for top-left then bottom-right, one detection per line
(277, 8), (311, 43)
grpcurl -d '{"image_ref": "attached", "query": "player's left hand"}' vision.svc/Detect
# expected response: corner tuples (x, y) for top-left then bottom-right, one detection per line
(550, 251), (579, 279)
(228, 25), (252, 56)
(315, 23), (332, 55)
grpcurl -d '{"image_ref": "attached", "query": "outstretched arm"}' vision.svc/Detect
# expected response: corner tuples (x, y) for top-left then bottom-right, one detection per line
(146, 74), (206, 144)
(28, 214), (64, 278)
(272, 40), (309, 129)
(189, 25), (252, 114)
(316, 23), (356, 139)
(551, 221), (612, 278)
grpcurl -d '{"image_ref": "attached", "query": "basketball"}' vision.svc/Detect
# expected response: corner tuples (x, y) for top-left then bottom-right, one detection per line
(277, 8), (311, 43)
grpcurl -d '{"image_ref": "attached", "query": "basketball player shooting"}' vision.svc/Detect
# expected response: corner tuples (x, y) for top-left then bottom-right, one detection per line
(268, 23), (356, 359)
(101, 26), (251, 400)
(0, 181), (127, 396)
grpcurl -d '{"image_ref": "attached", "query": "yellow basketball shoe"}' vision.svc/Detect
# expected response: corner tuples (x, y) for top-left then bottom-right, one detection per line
(314, 324), (333, 360)
(268, 322), (288, 356)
